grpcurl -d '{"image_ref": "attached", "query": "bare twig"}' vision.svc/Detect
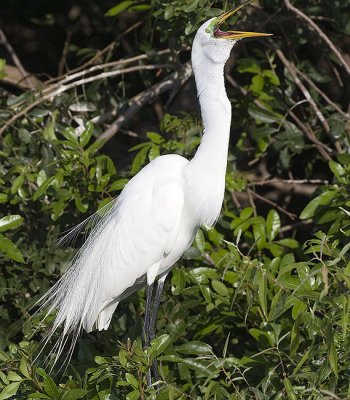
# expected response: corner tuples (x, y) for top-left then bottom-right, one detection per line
(47, 20), (144, 84)
(55, 49), (171, 87)
(98, 61), (193, 144)
(0, 29), (34, 89)
(296, 69), (348, 118)
(288, 110), (332, 161)
(247, 189), (257, 217)
(0, 64), (169, 136)
(249, 189), (297, 220)
(284, 0), (350, 75)
(249, 178), (323, 196)
(280, 219), (312, 233)
(276, 48), (342, 154)
(249, 178), (328, 185)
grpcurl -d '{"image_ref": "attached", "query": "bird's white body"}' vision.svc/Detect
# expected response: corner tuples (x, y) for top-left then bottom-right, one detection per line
(39, 17), (245, 358)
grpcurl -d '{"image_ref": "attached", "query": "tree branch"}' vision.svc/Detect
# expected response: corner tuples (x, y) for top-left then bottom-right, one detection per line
(97, 61), (193, 144)
(284, 0), (350, 75)
(0, 29), (35, 89)
(276, 48), (342, 154)
(0, 64), (170, 136)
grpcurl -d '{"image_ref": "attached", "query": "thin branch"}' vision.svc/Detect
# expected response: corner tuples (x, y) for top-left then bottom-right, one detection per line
(249, 189), (297, 220)
(54, 49), (171, 87)
(250, 178), (328, 185)
(0, 29), (34, 89)
(98, 61), (193, 144)
(295, 68), (348, 118)
(0, 64), (168, 136)
(47, 20), (144, 84)
(288, 110), (332, 161)
(284, 0), (350, 75)
(276, 48), (342, 154)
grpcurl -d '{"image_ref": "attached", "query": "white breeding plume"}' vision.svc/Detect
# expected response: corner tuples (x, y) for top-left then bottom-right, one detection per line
(37, 1), (271, 384)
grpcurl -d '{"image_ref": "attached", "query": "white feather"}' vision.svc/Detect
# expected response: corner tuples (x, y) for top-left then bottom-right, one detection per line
(37, 18), (236, 365)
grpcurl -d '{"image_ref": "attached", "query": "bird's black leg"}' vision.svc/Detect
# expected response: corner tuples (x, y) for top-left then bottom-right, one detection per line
(143, 282), (154, 387)
(149, 277), (165, 384)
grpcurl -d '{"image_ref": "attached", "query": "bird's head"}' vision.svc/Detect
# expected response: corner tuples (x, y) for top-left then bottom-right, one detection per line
(193, 0), (272, 65)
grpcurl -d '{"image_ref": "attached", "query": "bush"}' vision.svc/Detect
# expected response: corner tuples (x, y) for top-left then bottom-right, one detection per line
(0, 0), (349, 398)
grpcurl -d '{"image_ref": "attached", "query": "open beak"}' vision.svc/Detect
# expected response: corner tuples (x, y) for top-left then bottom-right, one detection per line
(213, 0), (272, 40)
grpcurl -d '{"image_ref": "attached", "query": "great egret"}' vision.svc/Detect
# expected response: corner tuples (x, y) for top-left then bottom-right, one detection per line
(38, 1), (271, 385)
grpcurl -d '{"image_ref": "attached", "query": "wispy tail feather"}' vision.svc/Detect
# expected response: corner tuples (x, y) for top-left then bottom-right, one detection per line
(33, 199), (121, 367)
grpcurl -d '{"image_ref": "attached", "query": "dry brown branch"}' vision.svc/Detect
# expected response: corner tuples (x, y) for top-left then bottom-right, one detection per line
(1, 65), (42, 90)
(295, 69), (348, 118)
(250, 178), (328, 185)
(276, 48), (342, 154)
(0, 64), (169, 136)
(0, 29), (35, 89)
(55, 50), (171, 87)
(47, 20), (144, 85)
(288, 110), (332, 161)
(280, 219), (313, 233)
(98, 61), (193, 144)
(284, 0), (350, 75)
(225, 73), (271, 111)
(249, 189), (297, 220)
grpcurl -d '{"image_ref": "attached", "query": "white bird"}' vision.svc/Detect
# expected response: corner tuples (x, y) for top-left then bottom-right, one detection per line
(38, 1), (271, 384)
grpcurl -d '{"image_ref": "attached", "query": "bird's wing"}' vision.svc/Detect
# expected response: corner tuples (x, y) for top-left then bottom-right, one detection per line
(37, 155), (187, 362)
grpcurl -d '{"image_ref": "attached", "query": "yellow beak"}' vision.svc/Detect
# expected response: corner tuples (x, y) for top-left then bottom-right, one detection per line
(213, 0), (272, 40)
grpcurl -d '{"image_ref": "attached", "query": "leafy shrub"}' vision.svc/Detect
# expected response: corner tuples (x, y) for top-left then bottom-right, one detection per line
(0, 0), (349, 399)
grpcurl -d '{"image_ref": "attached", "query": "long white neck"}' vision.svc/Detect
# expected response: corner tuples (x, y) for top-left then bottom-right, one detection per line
(186, 43), (232, 227)
(191, 57), (231, 167)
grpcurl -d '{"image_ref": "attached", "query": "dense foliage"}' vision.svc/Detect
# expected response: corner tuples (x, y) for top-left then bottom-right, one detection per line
(0, 0), (349, 398)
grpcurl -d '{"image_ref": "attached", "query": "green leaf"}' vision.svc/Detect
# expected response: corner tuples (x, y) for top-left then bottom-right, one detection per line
(147, 132), (163, 144)
(175, 341), (212, 355)
(277, 238), (299, 249)
(61, 127), (78, 143)
(79, 121), (94, 147)
(300, 190), (338, 219)
(7, 372), (21, 382)
(19, 357), (30, 379)
(0, 194), (8, 204)
(212, 280), (228, 297)
(326, 324), (338, 377)
(27, 393), (51, 399)
(42, 116), (56, 140)
(266, 209), (280, 241)
(0, 234), (24, 263)
(126, 390), (140, 400)
(36, 369), (59, 400)
(125, 373), (139, 389)
(283, 378), (297, 400)
(329, 160), (346, 182)
(109, 179), (129, 192)
(33, 177), (55, 201)
(0, 382), (21, 400)
(11, 175), (24, 194)
(252, 219), (265, 250)
(262, 69), (280, 85)
(248, 106), (281, 124)
(0, 215), (24, 232)
(171, 268), (186, 295)
(106, 1), (134, 16)
(148, 145), (160, 161)
(237, 58), (261, 74)
(251, 74), (264, 93)
(131, 146), (149, 175)
(150, 334), (170, 357)
(195, 229), (205, 253)
(61, 390), (87, 400)
(258, 271), (268, 319)
(291, 299), (307, 320)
